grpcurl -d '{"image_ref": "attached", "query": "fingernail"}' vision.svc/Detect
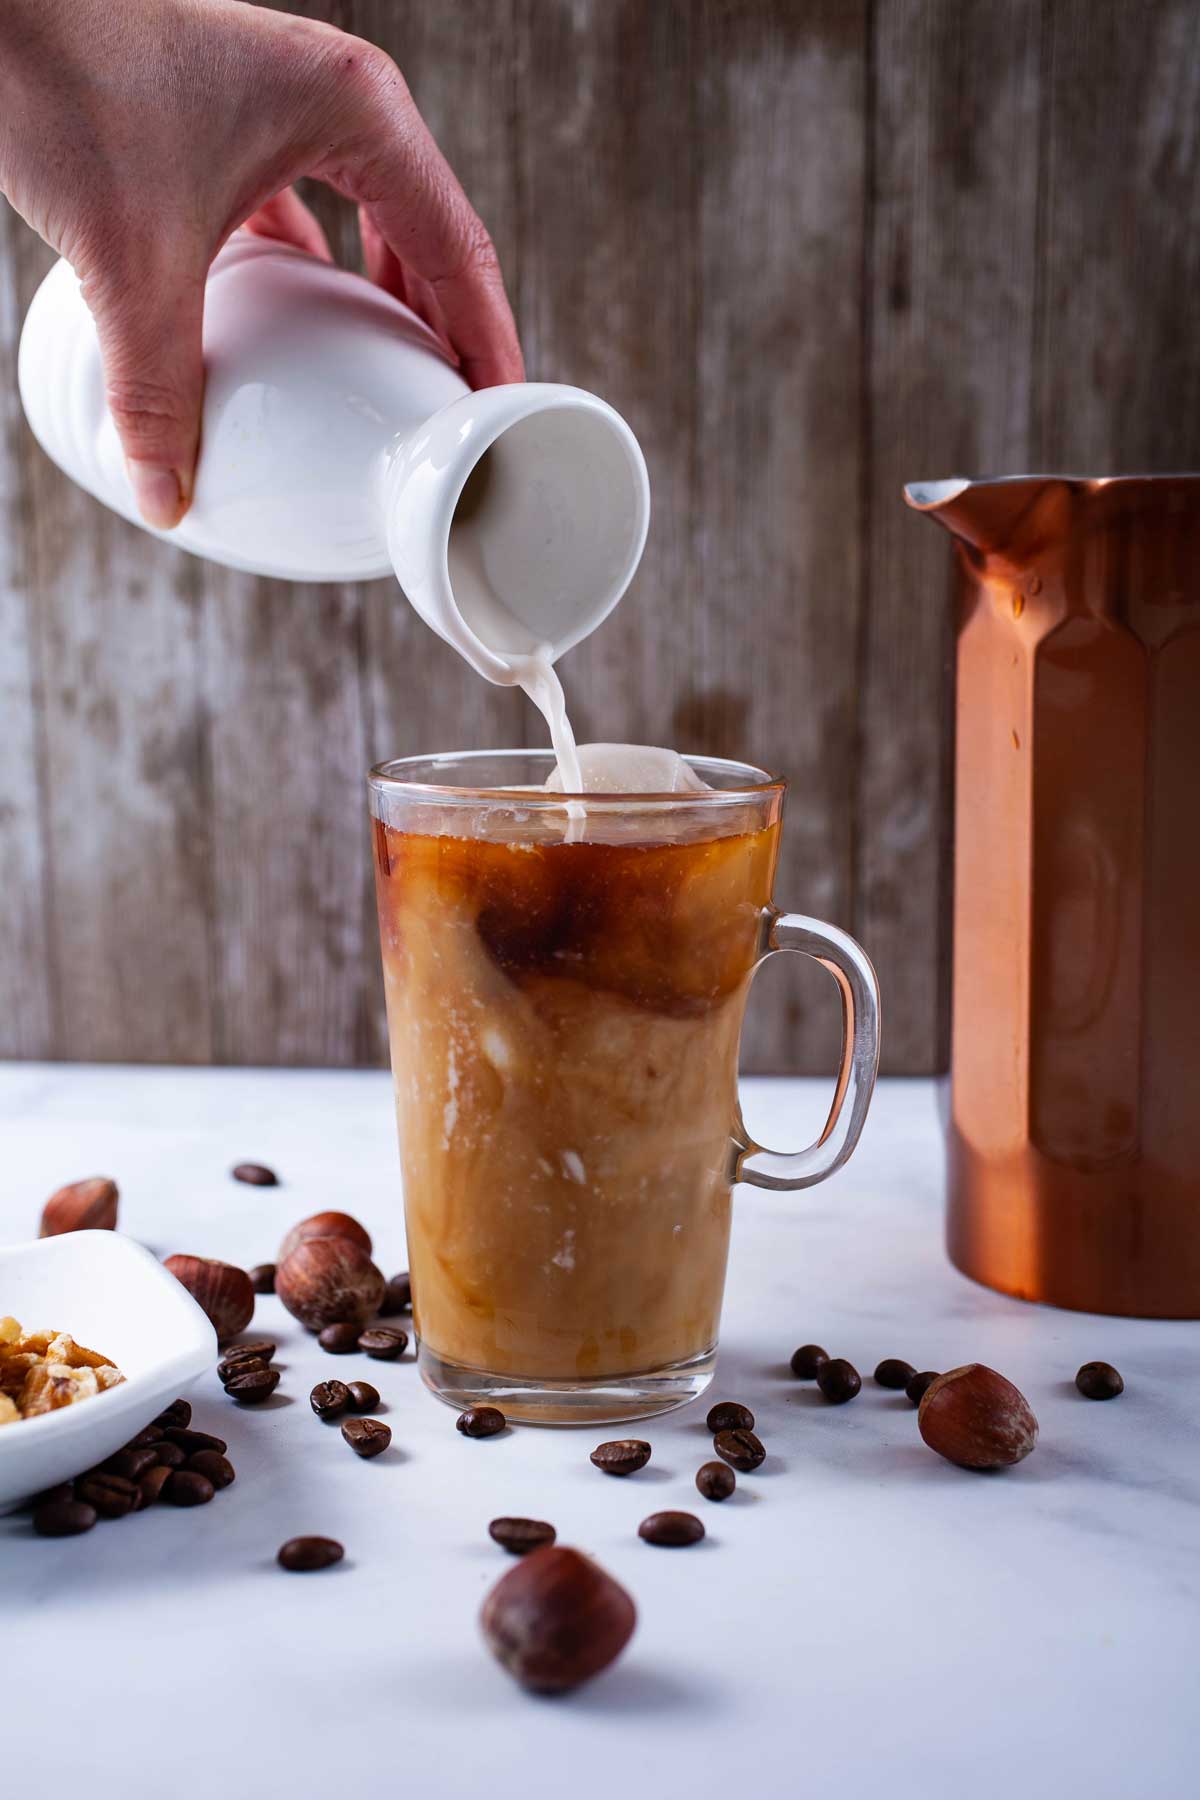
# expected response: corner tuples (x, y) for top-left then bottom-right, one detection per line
(126, 462), (186, 530)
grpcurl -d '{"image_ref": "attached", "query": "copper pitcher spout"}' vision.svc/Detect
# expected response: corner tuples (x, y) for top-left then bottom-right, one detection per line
(911, 474), (1200, 1318)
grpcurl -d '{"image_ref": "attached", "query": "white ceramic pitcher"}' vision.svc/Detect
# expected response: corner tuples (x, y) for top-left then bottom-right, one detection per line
(18, 233), (650, 684)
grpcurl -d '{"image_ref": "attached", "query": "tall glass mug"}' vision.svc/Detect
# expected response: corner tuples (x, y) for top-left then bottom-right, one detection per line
(369, 751), (880, 1424)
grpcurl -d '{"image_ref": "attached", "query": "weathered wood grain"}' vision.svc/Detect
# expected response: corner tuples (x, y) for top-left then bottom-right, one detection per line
(860, 0), (1044, 1073)
(0, 206), (53, 1056)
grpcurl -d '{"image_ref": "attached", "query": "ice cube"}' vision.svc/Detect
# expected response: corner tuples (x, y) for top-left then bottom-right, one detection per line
(544, 744), (711, 794)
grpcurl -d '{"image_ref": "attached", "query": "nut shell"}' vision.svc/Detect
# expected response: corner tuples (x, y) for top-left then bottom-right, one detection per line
(278, 1211), (372, 1265)
(163, 1255), (254, 1342)
(40, 1176), (119, 1237)
(480, 1545), (636, 1694)
(918, 1363), (1038, 1471)
(275, 1237), (385, 1331)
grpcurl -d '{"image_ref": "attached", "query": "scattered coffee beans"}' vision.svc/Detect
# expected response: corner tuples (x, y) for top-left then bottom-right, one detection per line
(1076, 1361), (1124, 1400)
(347, 1381), (380, 1413)
(817, 1358), (862, 1405)
(104, 1445), (160, 1481)
(278, 1535), (344, 1572)
(358, 1326), (408, 1361)
(223, 1339), (276, 1366)
(154, 1399), (191, 1431)
(164, 1470), (216, 1506)
(232, 1162), (278, 1186)
(713, 1428), (765, 1472)
(249, 1263), (277, 1294)
(790, 1344), (829, 1379)
(342, 1417), (392, 1459)
(706, 1400), (754, 1433)
(874, 1358), (916, 1390)
(639, 1511), (705, 1547)
(34, 1498), (97, 1537)
(217, 1353), (267, 1383)
(590, 1439), (651, 1476)
(126, 1425), (162, 1450)
(138, 1465), (172, 1505)
(164, 1426), (227, 1456)
(224, 1367), (280, 1405)
(457, 1406), (506, 1439)
(151, 1440), (186, 1468)
(905, 1370), (940, 1406)
(381, 1273), (412, 1314)
(318, 1322), (361, 1355)
(489, 1517), (557, 1556)
(187, 1450), (235, 1490)
(696, 1461), (736, 1501)
(76, 1472), (138, 1518)
(310, 1379), (352, 1420)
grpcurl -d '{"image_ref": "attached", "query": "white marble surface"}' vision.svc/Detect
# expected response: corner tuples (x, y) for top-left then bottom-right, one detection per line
(1, 1063), (1196, 1800)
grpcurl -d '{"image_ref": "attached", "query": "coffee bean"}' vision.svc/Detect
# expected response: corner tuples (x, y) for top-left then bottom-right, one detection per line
(589, 1438), (651, 1476)
(150, 1440), (186, 1469)
(139, 1465), (173, 1505)
(76, 1471), (139, 1518)
(224, 1366), (280, 1404)
(638, 1511), (705, 1547)
(1076, 1361), (1124, 1401)
(164, 1426), (227, 1456)
(310, 1379), (352, 1420)
(381, 1272), (411, 1314)
(125, 1425), (163, 1450)
(706, 1400), (754, 1433)
(187, 1450), (235, 1489)
(347, 1381), (380, 1414)
(278, 1536), (344, 1572)
(358, 1326), (408, 1361)
(34, 1499), (97, 1537)
(488, 1517), (557, 1556)
(790, 1344), (829, 1379)
(905, 1370), (940, 1406)
(104, 1446), (160, 1480)
(341, 1417), (391, 1459)
(217, 1354), (268, 1383)
(318, 1322), (362, 1355)
(31, 1482), (75, 1509)
(232, 1161), (278, 1187)
(164, 1470), (216, 1506)
(874, 1358), (917, 1390)
(223, 1338), (276, 1366)
(696, 1461), (736, 1501)
(154, 1398), (191, 1430)
(249, 1263), (277, 1294)
(457, 1405), (506, 1439)
(817, 1358), (862, 1405)
(713, 1428), (765, 1472)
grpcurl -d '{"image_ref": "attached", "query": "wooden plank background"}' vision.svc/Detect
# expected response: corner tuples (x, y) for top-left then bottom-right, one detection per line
(2, 0), (1198, 1075)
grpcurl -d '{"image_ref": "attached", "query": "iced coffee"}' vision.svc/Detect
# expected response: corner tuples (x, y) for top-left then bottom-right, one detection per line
(370, 750), (782, 1419)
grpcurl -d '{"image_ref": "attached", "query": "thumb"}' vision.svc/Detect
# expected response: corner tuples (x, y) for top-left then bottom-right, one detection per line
(86, 263), (206, 530)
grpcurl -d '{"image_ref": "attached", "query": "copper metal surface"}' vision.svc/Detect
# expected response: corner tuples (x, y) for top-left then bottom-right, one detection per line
(907, 476), (1200, 1317)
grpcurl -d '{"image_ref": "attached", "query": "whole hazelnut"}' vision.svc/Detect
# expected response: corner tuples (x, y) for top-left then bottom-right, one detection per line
(164, 1255), (255, 1343)
(480, 1545), (636, 1694)
(918, 1363), (1038, 1471)
(275, 1237), (385, 1332)
(40, 1176), (119, 1237)
(277, 1211), (373, 1265)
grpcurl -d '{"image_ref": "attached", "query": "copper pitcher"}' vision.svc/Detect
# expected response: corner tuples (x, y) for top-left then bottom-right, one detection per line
(907, 476), (1200, 1318)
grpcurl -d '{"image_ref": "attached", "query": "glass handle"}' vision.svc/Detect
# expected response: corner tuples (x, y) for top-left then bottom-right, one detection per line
(734, 912), (881, 1190)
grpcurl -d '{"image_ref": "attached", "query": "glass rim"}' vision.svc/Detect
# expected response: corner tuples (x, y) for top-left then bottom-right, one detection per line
(367, 747), (784, 808)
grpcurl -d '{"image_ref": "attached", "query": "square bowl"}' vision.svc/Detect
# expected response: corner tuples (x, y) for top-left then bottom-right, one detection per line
(0, 1230), (217, 1511)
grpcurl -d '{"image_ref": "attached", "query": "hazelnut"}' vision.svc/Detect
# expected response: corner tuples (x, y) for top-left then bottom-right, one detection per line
(277, 1211), (373, 1265)
(164, 1255), (255, 1342)
(480, 1545), (636, 1694)
(918, 1363), (1038, 1471)
(275, 1237), (385, 1332)
(40, 1176), (119, 1237)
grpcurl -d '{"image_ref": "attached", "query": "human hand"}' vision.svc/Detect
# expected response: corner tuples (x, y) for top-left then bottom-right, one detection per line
(0, 0), (523, 527)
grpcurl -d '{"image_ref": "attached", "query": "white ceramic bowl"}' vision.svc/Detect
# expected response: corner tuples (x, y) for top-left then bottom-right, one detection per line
(0, 1231), (216, 1511)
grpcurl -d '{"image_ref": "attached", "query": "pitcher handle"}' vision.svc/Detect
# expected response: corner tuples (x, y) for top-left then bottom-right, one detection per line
(733, 912), (881, 1190)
